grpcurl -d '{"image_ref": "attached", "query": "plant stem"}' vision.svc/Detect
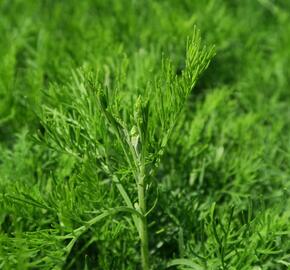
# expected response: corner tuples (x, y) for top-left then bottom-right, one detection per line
(137, 163), (149, 270)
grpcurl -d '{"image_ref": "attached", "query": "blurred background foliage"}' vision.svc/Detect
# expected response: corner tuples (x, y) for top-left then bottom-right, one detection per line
(0, 0), (290, 269)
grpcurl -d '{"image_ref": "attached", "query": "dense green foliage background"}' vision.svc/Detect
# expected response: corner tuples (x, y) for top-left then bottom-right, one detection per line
(1, 0), (290, 269)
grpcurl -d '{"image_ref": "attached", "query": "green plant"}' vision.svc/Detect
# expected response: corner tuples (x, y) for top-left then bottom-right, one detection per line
(1, 1), (290, 269)
(37, 29), (214, 269)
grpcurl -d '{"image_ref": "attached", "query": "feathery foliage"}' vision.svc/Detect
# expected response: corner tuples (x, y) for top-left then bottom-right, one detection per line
(1, 0), (290, 269)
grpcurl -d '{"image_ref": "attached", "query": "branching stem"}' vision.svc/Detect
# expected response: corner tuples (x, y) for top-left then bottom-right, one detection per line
(137, 161), (149, 270)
